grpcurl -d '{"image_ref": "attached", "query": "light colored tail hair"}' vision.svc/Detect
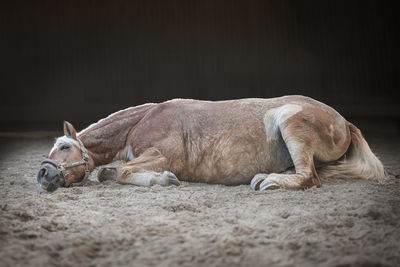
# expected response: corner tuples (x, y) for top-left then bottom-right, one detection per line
(318, 124), (387, 182)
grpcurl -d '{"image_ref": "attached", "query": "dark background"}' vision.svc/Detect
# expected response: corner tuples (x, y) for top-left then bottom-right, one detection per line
(1, 0), (399, 131)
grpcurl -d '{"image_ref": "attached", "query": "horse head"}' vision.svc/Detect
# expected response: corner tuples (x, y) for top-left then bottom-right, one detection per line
(37, 121), (90, 192)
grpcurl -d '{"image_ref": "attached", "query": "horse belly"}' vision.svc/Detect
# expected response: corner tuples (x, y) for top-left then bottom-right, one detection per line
(180, 138), (292, 186)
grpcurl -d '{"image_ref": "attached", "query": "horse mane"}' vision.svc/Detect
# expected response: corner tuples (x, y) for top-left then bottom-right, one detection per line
(78, 103), (156, 137)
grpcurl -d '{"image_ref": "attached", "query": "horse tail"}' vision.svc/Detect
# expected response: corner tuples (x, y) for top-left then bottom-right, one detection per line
(318, 123), (387, 182)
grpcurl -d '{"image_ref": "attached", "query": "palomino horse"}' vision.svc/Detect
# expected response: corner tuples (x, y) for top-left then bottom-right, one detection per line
(37, 95), (386, 192)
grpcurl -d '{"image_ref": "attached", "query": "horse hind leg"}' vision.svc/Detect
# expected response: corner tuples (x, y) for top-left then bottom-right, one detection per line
(251, 162), (320, 191)
(251, 111), (322, 191)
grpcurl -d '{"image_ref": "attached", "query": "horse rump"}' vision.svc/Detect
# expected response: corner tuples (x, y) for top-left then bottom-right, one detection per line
(317, 124), (387, 183)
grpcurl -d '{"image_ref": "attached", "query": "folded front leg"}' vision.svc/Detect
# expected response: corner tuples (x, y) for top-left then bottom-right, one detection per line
(110, 147), (180, 187)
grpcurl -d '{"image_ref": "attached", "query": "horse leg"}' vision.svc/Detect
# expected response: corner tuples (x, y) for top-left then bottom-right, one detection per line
(98, 147), (180, 186)
(251, 111), (322, 191)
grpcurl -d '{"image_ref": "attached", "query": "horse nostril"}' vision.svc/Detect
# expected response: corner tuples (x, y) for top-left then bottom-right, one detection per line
(39, 167), (48, 178)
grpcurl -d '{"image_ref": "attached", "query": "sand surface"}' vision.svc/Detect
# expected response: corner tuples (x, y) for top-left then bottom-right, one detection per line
(0, 132), (399, 267)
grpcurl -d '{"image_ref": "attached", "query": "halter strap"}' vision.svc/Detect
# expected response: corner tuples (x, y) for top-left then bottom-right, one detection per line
(67, 138), (90, 186)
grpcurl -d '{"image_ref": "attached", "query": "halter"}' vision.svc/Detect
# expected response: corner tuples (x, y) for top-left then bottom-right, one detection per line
(41, 138), (90, 187)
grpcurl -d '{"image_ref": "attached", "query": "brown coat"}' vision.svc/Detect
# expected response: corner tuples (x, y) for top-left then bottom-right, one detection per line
(42, 95), (386, 192)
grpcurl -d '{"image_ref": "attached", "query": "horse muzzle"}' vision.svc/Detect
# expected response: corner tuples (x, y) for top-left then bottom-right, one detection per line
(37, 161), (66, 192)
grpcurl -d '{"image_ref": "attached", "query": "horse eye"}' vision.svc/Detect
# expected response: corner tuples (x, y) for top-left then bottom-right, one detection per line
(60, 145), (70, 151)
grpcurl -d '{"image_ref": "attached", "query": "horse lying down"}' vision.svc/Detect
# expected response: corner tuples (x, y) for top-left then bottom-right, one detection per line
(37, 95), (386, 192)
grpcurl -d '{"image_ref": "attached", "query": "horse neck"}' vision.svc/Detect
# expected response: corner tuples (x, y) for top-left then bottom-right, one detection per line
(77, 103), (156, 167)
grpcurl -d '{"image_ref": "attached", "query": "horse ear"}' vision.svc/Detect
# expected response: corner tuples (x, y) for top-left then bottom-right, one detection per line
(63, 121), (77, 140)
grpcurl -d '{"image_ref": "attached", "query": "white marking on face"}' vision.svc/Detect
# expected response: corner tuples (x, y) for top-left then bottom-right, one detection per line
(49, 136), (79, 156)
(264, 104), (303, 141)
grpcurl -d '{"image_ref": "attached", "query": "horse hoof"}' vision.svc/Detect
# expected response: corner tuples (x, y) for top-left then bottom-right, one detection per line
(162, 171), (180, 186)
(98, 167), (117, 182)
(251, 174), (266, 190)
(259, 180), (279, 191)
(169, 178), (180, 186)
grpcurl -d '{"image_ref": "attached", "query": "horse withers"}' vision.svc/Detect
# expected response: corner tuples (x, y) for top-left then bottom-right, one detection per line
(37, 95), (386, 192)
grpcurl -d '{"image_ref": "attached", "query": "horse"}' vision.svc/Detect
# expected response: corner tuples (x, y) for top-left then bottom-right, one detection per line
(37, 95), (386, 192)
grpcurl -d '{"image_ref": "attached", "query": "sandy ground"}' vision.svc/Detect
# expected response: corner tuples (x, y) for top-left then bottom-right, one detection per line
(0, 129), (399, 267)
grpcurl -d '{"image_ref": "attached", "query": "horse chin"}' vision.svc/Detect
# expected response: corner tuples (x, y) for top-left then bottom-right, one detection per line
(39, 177), (62, 193)
(40, 182), (59, 192)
